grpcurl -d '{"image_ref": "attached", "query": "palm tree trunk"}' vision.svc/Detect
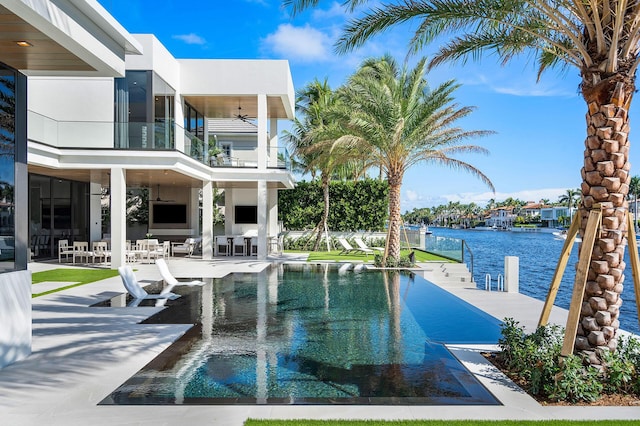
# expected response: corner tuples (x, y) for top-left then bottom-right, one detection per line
(386, 173), (403, 262)
(313, 174), (330, 251)
(577, 78), (633, 365)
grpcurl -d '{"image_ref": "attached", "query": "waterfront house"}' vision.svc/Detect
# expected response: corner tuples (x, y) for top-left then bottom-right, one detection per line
(27, 34), (295, 266)
(0, 3), (294, 369)
(486, 207), (515, 229)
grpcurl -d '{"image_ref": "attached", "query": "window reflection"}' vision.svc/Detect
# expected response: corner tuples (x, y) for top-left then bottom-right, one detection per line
(0, 64), (15, 271)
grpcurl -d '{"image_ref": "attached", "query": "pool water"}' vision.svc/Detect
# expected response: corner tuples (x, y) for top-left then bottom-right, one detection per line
(100, 264), (501, 405)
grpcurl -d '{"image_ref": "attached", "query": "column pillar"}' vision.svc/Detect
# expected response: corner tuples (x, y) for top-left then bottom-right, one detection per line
(269, 118), (278, 168)
(258, 180), (267, 260)
(202, 180), (213, 259)
(110, 168), (126, 268)
(257, 94), (267, 170)
(224, 188), (234, 235)
(89, 180), (102, 243)
(268, 188), (278, 238)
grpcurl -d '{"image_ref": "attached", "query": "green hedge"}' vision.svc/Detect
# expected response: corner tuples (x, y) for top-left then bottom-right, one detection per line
(278, 179), (388, 231)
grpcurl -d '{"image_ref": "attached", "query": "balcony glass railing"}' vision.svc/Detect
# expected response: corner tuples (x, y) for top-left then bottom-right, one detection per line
(27, 110), (292, 172)
(114, 121), (175, 150)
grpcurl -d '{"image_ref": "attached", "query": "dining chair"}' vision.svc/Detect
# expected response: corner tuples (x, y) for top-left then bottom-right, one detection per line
(72, 241), (90, 264)
(232, 235), (246, 256)
(215, 236), (230, 256)
(58, 239), (74, 263)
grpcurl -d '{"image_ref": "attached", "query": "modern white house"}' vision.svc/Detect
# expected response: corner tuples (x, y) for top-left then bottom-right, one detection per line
(0, 3), (295, 369)
(27, 34), (295, 267)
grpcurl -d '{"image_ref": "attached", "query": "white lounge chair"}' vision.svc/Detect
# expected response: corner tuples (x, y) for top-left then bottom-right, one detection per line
(354, 237), (384, 253)
(118, 265), (179, 307)
(155, 258), (204, 287)
(171, 238), (197, 257)
(337, 237), (373, 257)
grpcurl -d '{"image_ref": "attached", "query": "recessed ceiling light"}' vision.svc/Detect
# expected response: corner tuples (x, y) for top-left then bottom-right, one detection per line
(15, 41), (32, 47)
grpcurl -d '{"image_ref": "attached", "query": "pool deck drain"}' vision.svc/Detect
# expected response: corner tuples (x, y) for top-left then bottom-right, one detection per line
(0, 256), (639, 425)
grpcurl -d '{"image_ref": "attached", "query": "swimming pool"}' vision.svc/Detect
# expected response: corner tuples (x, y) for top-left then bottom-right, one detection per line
(100, 263), (502, 405)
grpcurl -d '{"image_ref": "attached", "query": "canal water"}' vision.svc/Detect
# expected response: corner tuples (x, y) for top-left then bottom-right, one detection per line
(429, 227), (640, 335)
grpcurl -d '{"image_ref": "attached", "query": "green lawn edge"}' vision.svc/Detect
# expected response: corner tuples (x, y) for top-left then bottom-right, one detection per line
(245, 421), (640, 426)
(31, 268), (120, 298)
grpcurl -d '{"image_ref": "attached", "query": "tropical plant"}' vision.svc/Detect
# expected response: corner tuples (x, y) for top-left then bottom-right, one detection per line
(558, 188), (580, 218)
(630, 176), (640, 231)
(283, 78), (340, 251)
(284, 0), (640, 365)
(305, 55), (493, 263)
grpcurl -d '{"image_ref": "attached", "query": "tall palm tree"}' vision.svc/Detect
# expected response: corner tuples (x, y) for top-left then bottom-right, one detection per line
(630, 176), (640, 231)
(308, 56), (494, 262)
(285, 0), (640, 365)
(283, 78), (339, 251)
(558, 188), (580, 218)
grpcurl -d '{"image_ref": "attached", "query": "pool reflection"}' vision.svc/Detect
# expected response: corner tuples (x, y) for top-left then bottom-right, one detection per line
(101, 264), (500, 405)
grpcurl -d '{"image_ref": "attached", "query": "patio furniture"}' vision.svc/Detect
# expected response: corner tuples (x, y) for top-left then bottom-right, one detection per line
(149, 241), (170, 263)
(354, 237), (384, 252)
(155, 259), (204, 287)
(172, 238), (197, 257)
(118, 265), (179, 307)
(92, 241), (111, 264)
(58, 239), (74, 263)
(250, 237), (258, 256)
(337, 237), (373, 257)
(232, 235), (246, 256)
(72, 241), (91, 263)
(269, 233), (284, 255)
(215, 236), (230, 256)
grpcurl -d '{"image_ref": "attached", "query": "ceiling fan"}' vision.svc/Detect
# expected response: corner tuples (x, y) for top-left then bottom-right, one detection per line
(234, 104), (251, 122)
(155, 184), (175, 202)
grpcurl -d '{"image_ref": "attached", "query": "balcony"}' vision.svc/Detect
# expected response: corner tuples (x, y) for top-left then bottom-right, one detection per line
(27, 111), (291, 171)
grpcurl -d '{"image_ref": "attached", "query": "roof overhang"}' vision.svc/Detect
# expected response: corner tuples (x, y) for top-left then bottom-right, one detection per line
(0, 0), (141, 76)
(179, 59), (295, 120)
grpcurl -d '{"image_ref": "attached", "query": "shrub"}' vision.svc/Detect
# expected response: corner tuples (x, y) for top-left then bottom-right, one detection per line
(373, 252), (415, 268)
(496, 318), (604, 403)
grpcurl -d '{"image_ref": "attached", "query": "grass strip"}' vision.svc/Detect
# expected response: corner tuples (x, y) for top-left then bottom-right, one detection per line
(303, 249), (451, 263)
(31, 268), (120, 298)
(245, 421), (640, 426)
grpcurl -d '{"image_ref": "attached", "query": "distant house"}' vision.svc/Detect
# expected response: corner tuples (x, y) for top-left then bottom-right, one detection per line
(486, 207), (515, 229)
(540, 207), (570, 228)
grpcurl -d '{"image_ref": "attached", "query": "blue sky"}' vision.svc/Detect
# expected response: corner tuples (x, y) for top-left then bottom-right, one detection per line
(100, 0), (639, 211)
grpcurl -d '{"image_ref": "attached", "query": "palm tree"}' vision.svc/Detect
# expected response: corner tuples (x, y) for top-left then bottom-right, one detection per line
(283, 78), (339, 251)
(558, 188), (580, 218)
(630, 176), (640, 232)
(308, 56), (494, 263)
(285, 0), (640, 364)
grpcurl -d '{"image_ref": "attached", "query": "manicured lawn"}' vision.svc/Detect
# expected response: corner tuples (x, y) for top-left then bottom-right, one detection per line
(245, 421), (640, 426)
(31, 268), (120, 298)
(290, 249), (452, 263)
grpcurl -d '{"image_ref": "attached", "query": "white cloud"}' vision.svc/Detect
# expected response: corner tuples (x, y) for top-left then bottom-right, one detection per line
(312, 2), (346, 20)
(262, 24), (332, 62)
(459, 73), (575, 98)
(172, 33), (206, 45)
(405, 189), (420, 202)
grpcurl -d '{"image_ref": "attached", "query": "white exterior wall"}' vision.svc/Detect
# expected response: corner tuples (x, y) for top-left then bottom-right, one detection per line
(27, 77), (114, 148)
(231, 188), (259, 235)
(0, 270), (31, 369)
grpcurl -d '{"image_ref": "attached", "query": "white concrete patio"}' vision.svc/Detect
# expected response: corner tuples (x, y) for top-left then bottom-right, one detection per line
(1, 257), (639, 425)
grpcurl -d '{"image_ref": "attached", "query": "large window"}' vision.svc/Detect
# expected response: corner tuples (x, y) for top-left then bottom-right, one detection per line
(29, 174), (89, 260)
(0, 64), (16, 270)
(115, 71), (175, 149)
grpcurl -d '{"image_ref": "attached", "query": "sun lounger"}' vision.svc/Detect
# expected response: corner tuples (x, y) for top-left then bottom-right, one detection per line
(354, 237), (384, 253)
(337, 237), (373, 257)
(155, 259), (204, 287)
(118, 265), (179, 307)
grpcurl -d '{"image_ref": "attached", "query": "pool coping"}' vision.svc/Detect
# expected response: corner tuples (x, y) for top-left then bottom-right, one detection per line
(1, 257), (639, 424)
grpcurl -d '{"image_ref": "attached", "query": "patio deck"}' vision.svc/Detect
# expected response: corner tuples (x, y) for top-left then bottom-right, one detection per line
(1, 256), (639, 425)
